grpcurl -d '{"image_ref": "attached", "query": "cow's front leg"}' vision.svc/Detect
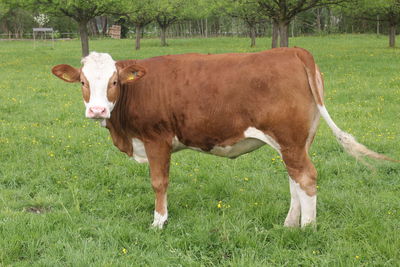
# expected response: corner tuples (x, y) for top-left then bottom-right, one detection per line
(144, 140), (171, 229)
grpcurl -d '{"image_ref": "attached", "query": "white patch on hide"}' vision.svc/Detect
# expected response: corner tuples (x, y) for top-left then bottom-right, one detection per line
(284, 177), (301, 227)
(171, 136), (187, 152)
(132, 138), (148, 163)
(151, 210), (168, 229)
(244, 127), (281, 154)
(152, 195), (168, 229)
(291, 178), (317, 227)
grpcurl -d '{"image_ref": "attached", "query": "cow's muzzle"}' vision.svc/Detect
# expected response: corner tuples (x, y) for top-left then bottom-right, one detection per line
(87, 106), (109, 119)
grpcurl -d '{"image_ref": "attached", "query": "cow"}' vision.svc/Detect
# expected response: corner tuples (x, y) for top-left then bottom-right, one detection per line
(51, 48), (395, 229)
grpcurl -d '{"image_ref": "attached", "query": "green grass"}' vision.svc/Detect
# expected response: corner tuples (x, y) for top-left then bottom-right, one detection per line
(0, 35), (399, 266)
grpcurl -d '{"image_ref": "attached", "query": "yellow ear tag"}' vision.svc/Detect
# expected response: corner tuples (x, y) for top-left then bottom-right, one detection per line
(128, 74), (135, 81)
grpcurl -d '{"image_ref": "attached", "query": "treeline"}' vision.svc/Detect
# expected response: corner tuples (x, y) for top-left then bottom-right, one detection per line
(0, 9), (391, 39)
(1, 0), (400, 56)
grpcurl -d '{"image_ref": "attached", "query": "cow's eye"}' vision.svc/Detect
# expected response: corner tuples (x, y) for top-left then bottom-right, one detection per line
(81, 81), (85, 86)
(113, 81), (117, 86)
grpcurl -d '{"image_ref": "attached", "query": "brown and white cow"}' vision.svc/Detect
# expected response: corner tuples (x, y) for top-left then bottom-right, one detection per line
(52, 48), (394, 228)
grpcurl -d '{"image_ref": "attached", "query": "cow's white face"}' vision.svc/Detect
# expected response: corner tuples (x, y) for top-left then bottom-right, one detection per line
(81, 53), (117, 118)
(52, 52), (146, 119)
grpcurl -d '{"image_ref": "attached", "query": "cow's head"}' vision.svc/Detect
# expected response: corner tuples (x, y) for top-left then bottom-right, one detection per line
(51, 52), (146, 119)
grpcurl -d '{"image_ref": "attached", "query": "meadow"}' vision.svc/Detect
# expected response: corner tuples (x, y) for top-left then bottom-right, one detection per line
(0, 35), (399, 266)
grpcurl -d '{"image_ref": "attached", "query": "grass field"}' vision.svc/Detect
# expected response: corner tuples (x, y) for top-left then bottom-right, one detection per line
(0, 35), (399, 266)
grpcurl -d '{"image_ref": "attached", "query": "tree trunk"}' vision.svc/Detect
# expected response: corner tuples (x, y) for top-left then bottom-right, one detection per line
(376, 15), (379, 35)
(271, 20), (279, 48)
(291, 17), (295, 38)
(249, 25), (256, 47)
(199, 19), (204, 37)
(205, 18), (208, 38)
(316, 8), (322, 33)
(279, 22), (289, 47)
(160, 26), (167, 46)
(101, 16), (108, 35)
(389, 23), (396, 47)
(135, 25), (141, 50)
(327, 7), (332, 34)
(78, 20), (90, 57)
(90, 18), (99, 36)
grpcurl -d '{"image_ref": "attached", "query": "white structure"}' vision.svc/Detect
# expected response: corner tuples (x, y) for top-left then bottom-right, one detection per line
(33, 28), (54, 48)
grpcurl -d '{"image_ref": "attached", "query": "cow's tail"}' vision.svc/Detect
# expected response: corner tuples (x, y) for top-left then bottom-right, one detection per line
(301, 52), (397, 164)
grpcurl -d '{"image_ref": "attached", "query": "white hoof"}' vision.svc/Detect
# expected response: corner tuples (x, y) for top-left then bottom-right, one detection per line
(284, 218), (300, 228)
(151, 210), (168, 229)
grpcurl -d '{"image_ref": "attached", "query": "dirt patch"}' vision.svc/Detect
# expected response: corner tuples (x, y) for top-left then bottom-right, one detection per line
(24, 206), (50, 214)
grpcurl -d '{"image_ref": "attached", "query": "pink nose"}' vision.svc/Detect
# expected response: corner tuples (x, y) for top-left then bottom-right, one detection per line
(88, 106), (107, 118)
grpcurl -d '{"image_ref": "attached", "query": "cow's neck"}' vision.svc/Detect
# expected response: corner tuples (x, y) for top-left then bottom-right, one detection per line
(105, 94), (135, 156)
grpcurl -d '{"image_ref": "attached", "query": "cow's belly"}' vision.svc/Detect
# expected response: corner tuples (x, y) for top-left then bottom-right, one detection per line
(172, 127), (281, 158)
(172, 136), (265, 158)
(208, 138), (265, 158)
(131, 127), (281, 163)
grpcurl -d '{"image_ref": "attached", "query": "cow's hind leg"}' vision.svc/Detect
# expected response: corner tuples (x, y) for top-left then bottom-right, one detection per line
(282, 147), (317, 227)
(284, 176), (301, 227)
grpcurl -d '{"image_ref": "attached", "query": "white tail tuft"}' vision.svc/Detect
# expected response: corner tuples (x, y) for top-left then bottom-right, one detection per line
(317, 104), (397, 163)
(303, 60), (397, 164)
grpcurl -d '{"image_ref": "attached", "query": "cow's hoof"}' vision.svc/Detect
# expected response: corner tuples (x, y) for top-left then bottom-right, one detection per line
(151, 210), (168, 229)
(301, 221), (317, 230)
(284, 220), (300, 228)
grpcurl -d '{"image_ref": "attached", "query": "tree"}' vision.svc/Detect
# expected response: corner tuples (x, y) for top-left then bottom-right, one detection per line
(121, 0), (156, 50)
(0, 2), (10, 20)
(154, 0), (185, 46)
(220, 0), (266, 47)
(257, 0), (348, 48)
(348, 0), (400, 47)
(34, 0), (114, 56)
(0, 0), (29, 38)
(183, 0), (217, 38)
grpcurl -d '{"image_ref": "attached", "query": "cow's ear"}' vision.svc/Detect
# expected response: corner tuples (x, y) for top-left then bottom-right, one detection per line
(52, 64), (80, 83)
(119, 64), (146, 84)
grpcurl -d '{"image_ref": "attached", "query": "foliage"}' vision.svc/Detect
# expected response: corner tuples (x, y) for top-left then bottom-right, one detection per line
(120, 0), (156, 27)
(33, 13), (49, 27)
(345, 0), (400, 46)
(256, 0), (350, 47)
(154, 0), (186, 28)
(153, 0), (186, 45)
(0, 0), (399, 48)
(1, 7), (33, 37)
(31, 0), (118, 55)
(256, 0), (348, 21)
(183, 0), (216, 19)
(0, 36), (400, 265)
(346, 0), (400, 24)
(220, 0), (267, 26)
(0, 1), (10, 18)
(33, 0), (114, 21)
(218, 0), (268, 46)
(351, 0), (400, 17)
